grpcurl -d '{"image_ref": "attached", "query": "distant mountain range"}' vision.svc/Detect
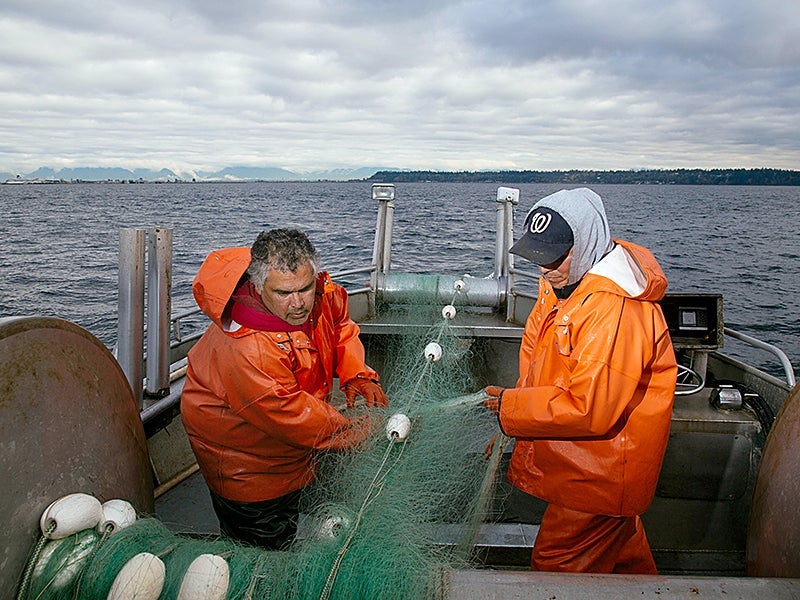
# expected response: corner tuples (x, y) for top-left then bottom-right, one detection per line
(0, 165), (384, 183)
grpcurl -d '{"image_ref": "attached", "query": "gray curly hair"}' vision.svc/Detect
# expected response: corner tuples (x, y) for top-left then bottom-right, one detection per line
(247, 229), (320, 289)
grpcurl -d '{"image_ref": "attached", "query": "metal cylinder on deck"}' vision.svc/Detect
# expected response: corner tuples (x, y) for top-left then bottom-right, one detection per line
(117, 228), (146, 406)
(145, 227), (172, 398)
(377, 273), (503, 308)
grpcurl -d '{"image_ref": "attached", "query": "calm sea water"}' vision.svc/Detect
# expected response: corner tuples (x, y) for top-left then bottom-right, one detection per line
(0, 181), (797, 379)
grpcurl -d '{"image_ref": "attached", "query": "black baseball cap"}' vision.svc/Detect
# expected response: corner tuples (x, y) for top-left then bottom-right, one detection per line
(510, 208), (574, 265)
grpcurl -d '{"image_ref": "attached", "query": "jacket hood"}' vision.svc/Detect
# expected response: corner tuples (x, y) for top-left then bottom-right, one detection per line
(192, 247), (252, 330)
(534, 188), (614, 286)
(587, 239), (668, 302)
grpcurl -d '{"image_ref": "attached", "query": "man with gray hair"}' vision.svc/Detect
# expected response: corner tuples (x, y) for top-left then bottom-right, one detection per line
(182, 228), (386, 549)
(484, 188), (677, 573)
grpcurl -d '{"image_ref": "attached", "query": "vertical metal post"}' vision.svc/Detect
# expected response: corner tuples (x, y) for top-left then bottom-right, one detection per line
(381, 200), (395, 273)
(504, 200), (515, 272)
(371, 201), (387, 290)
(495, 187), (519, 318)
(117, 228), (146, 408)
(370, 184), (397, 309)
(494, 201), (507, 278)
(145, 227), (172, 398)
(504, 199), (516, 321)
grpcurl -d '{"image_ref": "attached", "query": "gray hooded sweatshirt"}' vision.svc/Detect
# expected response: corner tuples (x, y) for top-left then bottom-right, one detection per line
(530, 187), (615, 286)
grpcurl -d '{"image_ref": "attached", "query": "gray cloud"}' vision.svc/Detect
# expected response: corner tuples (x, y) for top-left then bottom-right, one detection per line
(1, 0), (798, 173)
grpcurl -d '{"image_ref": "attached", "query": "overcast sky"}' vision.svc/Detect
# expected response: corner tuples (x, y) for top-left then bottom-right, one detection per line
(1, 0), (799, 175)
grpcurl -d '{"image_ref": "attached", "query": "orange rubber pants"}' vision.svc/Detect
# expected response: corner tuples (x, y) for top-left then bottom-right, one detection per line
(531, 504), (657, 574)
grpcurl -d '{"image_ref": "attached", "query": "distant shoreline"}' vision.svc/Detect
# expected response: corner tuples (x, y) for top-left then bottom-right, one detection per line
(367, 168), (800, 186)
(3, 168), (799, 186)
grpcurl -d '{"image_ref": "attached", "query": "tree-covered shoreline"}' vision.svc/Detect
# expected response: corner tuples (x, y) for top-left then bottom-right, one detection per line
(368, 168), (800, 186)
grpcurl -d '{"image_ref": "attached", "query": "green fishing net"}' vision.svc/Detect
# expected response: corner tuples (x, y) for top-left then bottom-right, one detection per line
(20, 276), (505, 599)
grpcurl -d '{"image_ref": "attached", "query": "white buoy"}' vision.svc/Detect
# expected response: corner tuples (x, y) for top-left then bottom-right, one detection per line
(176, 554), (230, 600)
(98, 499), (137, 535)
(442, 305), (457, 319)
(454, 279), (468, 292)
(385, 413), (412, 440)
(40, 493), (103, 539)
(424, 341), (443, 362)
(106, 552), (165, 600)
(318, 512), (353, 539)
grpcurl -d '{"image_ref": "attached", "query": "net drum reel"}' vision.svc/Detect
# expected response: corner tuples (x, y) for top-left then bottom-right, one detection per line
(0, 316), (154, 598)
(375, 273), (505, 311)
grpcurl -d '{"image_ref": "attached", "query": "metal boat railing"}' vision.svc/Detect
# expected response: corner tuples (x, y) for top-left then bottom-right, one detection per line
(171, 306), (202, 345)
(724, 327), (795, 388)
(169, 277), (798, 392)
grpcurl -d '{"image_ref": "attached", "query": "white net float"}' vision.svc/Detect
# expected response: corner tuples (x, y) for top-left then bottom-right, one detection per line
(424, 342), (443, 362)
(316, 505), (354, 539)
(319, 514), (352, 539)
(442, 305), (457, 319)
(176, 554), (230, 600)
(40, 493), (103, 539)
(385, 413), (412, 440)
(97, 499), (137, 535)
(106, 552), (165, 600)
(454, 279), (467, 291)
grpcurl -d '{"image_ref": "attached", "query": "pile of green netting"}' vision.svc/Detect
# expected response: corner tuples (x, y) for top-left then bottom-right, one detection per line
(20, 283), (505, 599)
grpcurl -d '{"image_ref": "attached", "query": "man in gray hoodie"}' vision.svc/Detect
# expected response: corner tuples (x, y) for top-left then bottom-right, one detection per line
(485, 188), (677, 573)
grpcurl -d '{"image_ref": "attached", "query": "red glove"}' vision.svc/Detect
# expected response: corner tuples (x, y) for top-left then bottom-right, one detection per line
(483, 385), (505, 414)
(344, 377), (388, 408)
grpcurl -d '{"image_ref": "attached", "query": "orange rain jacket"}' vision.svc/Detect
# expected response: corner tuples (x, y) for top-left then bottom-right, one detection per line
(181, 247), (379, 503)
(499, 239), (677, 517)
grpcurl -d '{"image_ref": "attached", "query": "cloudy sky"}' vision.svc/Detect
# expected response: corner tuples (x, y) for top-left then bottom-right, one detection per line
(1, 0), (798, 175)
